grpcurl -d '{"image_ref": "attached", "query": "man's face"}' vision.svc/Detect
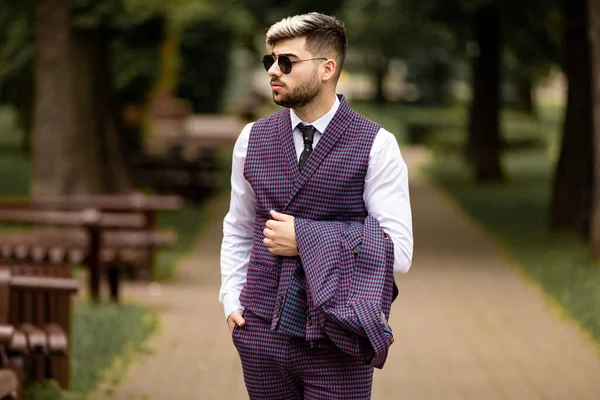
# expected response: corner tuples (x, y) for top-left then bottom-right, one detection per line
(266, 37), (322, 109)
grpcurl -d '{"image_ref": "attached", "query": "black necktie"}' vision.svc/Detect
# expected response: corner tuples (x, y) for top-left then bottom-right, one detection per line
(298, 124), (316, 171)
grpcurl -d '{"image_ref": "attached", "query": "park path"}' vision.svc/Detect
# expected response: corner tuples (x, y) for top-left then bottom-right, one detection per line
(102, 146), (600, 400)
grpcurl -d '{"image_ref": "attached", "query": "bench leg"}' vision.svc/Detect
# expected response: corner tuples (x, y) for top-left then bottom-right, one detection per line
(107, 266), (120, 303)
(87, 226), (102, 303)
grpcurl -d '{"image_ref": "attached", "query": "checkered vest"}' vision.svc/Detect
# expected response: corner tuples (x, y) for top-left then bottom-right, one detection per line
(240, 95), (380, 340)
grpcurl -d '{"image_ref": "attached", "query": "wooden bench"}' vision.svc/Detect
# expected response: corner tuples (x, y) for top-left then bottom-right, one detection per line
(0, 263), (78, 393)
(127, 151), (218, 202)
(140, 95), (243, 201)
(0, 321), (20, 400)
(0, 193), (182, 281)
(0, 208), (168, 302)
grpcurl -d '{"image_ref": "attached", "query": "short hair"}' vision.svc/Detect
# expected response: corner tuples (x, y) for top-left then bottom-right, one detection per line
(266, 12), (348, 78)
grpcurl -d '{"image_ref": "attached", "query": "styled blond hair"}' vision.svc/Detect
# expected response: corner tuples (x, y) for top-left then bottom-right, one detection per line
(266, 12), (347, 79)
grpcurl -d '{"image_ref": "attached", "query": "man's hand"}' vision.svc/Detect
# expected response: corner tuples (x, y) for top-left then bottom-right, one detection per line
(227, 309), (245, 334)
(263, 210), (298, 257)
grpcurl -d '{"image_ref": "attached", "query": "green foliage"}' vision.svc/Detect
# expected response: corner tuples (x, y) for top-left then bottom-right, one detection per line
(0, 0), (166, 115)
(348, 101), (558, 152)
(343, 0), (455, 62)
(502, 0), (563, 81)
(110, 13), (166, 105)
(0, 3), (34, 112)
(238, 0), (347, 32)
(23, 380), (65, 400)
(340, 0), (562, 105)
(175, 14), (234, 113)
(0, 107), (30, 196)
(69, 301), (159, 394)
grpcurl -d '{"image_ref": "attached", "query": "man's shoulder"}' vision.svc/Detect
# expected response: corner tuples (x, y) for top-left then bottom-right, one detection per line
(251, 108), (288, 131)
(346, 108), (381, 133)
(344, 106), (395, 140)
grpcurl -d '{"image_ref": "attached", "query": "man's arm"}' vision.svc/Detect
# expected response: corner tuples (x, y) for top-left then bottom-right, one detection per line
(219, 123), (256, 327)
(364, 129), (414, 273)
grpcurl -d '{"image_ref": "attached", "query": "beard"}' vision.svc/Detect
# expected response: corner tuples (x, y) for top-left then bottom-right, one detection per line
(272, 70), (320, 109)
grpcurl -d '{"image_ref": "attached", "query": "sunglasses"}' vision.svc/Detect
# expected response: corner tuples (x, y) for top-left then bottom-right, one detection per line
(262, 54), (327, 74)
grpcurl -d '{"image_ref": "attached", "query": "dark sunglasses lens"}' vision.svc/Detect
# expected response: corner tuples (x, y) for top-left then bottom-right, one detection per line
(262, 55), (275, 71)
(278, 55), (292, 74)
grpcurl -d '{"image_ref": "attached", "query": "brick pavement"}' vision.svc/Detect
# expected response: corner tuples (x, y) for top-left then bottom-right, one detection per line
(103, 147), (600, 400)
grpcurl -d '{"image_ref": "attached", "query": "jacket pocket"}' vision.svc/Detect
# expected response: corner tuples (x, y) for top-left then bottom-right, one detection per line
(344, 222), (363, 254)
(239, 262), (278, 321)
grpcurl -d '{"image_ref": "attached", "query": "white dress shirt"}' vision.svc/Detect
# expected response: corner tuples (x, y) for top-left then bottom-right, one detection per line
(219, 96), (413, 319)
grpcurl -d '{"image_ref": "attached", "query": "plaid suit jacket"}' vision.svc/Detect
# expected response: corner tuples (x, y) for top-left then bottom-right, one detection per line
(295, 215), (397, 369)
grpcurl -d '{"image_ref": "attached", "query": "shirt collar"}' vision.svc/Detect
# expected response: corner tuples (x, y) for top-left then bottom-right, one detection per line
(290, 95), (340, 134)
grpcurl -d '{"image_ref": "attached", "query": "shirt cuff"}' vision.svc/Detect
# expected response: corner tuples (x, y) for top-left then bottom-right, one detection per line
(223, 292), (244, 320)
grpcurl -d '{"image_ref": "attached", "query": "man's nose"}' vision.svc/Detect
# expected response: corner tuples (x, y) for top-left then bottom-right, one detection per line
(268, 61), (283, 78)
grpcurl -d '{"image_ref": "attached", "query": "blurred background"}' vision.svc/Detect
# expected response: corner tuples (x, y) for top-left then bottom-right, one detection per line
(1, 0), (600, 399)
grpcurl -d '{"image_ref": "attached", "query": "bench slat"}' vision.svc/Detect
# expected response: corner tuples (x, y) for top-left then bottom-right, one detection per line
(0, 209), (146, 229)
(0, 193), (183, 211)
(0, 368), (18, 399)
(10, 276), (79, 292)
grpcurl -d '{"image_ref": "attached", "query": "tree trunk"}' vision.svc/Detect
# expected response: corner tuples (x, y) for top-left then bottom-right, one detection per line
(467, 6), (504, 182)
(33, 3), (132, 196)
(373, 57), (389, 105)
(69, 27), (132, 194)
(549, 0), (593, 233)
(19, 66), (34, 155)
(515, 74), (536, 117)
(587, 0), (600, 257)
(32, 0), (76, 196)
(430, 55), (451, 106)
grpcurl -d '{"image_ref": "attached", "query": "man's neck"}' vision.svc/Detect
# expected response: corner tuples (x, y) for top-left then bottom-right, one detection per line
(292, 90), (337, 123)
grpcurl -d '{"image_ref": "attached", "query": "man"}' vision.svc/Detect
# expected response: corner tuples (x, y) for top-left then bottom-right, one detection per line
(219, 12), (413, 399)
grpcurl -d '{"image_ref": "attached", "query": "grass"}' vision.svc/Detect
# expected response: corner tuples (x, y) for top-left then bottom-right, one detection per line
(23, 300), (159, 400)
(424, 149), (600, 350)
(154, 202), (207, 280)
(350, 100), (563, 152)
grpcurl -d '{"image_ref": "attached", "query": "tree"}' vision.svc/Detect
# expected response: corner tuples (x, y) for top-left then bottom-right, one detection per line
(32, 0), (78, 195)
(466, 4), (504, 182)
(587, 0), (600, 257)
(502, 0), (561, 117)
(548, 0), (593, 233)
(31, 0), (166, 195)
(342, 0), (455, 104)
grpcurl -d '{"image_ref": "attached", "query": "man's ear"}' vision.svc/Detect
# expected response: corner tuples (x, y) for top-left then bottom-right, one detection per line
(321, 59), (338, 82)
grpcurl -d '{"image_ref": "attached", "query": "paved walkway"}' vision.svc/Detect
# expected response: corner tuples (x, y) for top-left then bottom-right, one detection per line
(103, 147), (600, 400)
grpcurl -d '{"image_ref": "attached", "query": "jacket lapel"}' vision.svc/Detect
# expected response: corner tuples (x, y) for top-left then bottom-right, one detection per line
(283, 95), (355, 212)
(277, 109), (301, 184)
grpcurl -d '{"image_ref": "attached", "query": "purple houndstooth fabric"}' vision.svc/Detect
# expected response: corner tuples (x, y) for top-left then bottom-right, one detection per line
(237, 94), (392, 395)
(295, 215), (396, 368)
(240, 95), (380, 336)
(232, 309), (374, 399)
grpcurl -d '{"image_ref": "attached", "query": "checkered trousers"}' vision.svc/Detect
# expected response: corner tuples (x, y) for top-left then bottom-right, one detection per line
(232, 309), (374, 399)
(240, 95), (380, 339)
